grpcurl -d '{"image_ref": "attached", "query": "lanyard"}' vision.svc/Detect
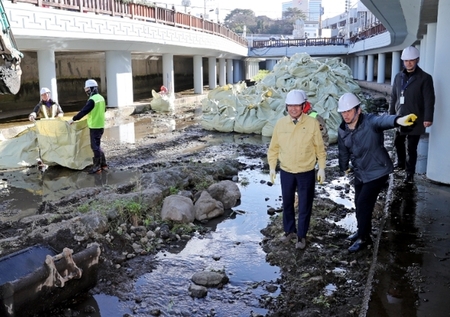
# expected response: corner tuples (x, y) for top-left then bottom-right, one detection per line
(401, 74), (413, 94)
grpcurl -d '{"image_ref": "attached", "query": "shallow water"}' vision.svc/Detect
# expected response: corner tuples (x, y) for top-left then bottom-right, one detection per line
(0, 113), (359, 316)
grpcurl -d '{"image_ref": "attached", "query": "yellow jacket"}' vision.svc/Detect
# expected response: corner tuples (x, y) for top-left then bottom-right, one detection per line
(267, 114), (326, 173)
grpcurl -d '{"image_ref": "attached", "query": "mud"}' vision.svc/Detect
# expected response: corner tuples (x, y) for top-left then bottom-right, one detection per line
(0, 98), (429, 317)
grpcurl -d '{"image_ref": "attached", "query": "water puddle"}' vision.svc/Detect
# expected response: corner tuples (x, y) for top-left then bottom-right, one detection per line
(0, 167), (141, 222)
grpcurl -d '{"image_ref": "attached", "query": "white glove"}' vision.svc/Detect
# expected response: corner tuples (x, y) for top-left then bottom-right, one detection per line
(317, 168), (325, 184)
(67, 119), (74, 125)
(270, 169), (276, 184)
(57, 113), (64, 118)
(396, 114), (417, 126)
(29, 112), (36, 121)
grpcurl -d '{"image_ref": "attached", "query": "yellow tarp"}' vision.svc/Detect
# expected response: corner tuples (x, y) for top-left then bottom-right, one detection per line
(0, 118), (92, 170)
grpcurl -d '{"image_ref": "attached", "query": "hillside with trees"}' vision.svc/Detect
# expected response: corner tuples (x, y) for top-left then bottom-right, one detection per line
(224, 7), (306, 35)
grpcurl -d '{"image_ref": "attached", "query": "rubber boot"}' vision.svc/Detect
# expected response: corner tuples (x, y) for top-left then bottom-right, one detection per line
(89, 157), (102, 174)
(100, 152), (108, 170)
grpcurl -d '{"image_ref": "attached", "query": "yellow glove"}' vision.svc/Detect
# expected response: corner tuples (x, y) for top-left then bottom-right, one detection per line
(270, 169), (276, 184)
(317, 168), (325, 184)
(397, 114), (418, 126)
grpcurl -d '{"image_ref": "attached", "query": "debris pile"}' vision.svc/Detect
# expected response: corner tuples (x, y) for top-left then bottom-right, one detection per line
(201, 53), (362, 143)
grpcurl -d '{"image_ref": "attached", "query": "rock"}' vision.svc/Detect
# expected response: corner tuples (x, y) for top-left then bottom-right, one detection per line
(189, 284), (208, 298)
(207, 180), (241, 209)
(160, 195), (195, 223)
(191, 271), (229, 287)
(194, 190), (224, 221)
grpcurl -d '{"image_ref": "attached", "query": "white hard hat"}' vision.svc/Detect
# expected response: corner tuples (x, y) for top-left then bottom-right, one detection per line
(338, 93), (361, 112)
(299, 90), (308, 101)
(40, 87), (50, 95)
(401, 46), (420, 60)
(84, 79), (98, 88)
(285, 89), (306, 105)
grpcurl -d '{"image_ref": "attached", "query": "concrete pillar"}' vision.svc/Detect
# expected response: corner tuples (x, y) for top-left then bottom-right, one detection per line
(390, 51), (401, 85)
(352, 57), (358, 78)
(424, 23), (437, 75)
(218, 58), (226, 86)
(105, 51), (133, 108)
(162, 53), (174, 95)
(193, 55), (203, 94)
(420, 34), (428, 70)
(357, 55), (365, 80)
(37, 50), (58, 102)
(208, 57), (217, 90)
(226, 59), (233, 84)
(99, 58), (106, 94)
(233, 59), (242, 83)
(366, 54), (374, 82)
(428, 1), (450, 183)
(377, 53), (386, 84)
(266, 59), (277, 71)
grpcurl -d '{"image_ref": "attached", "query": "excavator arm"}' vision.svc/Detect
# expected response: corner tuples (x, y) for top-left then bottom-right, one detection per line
(0, 0), (23, 94)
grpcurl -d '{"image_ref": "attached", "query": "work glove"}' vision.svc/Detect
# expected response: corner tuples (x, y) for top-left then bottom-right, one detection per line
(29, 112), (36, 122)
(397, 114), (417, 126)
(67, 119), (74, 125)
(57, 113), (64, 118)
(269, 169), (276, 184)
(317, 168), (325, 184)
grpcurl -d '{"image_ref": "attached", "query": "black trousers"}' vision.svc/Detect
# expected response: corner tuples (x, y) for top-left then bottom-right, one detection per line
(280, 169), (315, 239)
(90, 128), (104, 158)
(394, 131), (420, 175)
(354, 175), (389, 240)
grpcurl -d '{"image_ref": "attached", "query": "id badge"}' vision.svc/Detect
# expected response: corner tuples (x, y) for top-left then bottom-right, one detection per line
(400, 96), (405, 104)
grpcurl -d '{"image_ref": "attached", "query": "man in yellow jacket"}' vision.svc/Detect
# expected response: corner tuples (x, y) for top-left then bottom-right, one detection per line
(267, 89), (327, 250)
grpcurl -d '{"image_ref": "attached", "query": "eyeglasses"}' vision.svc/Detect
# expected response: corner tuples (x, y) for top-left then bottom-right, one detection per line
(286, 103), (305, 108)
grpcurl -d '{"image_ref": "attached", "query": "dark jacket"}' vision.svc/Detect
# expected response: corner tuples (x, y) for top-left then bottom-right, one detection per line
(32, 99), (63, 118)
(338, 113), (398, 183)
(389, 65), (435, 135)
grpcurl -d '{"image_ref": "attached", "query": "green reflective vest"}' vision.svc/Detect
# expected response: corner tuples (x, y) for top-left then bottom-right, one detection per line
(308, 111), (318, 119)
(88, 94), (106, 129)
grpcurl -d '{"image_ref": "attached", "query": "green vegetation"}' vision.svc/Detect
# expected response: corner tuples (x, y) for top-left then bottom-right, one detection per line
(224, 8), (307, 35)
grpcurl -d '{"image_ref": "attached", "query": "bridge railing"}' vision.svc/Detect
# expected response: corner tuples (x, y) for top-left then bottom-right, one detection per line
(349, 23), (387, 44)
(250, 37), (347, 49)
(10, 0), (247, 46)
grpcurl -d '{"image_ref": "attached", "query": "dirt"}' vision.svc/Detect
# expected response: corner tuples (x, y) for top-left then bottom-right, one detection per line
(0, 101), (390, 317)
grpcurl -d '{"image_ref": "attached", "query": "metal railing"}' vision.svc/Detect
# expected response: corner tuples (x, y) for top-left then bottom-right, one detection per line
(250, 37), (347, 49)
(349, 23), (387, 44)
(10, 0), (247, 46)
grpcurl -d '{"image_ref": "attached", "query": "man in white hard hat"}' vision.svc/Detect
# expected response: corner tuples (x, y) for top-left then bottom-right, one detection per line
(389, 46), (435, 184)
(68, 79), (107, 174)
(28, 87), (64, 121)
(338, 92), (418, 253)
(267, 89), (326, 250)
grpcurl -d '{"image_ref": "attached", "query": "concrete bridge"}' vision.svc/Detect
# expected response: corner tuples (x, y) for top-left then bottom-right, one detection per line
(3, 0), (248, 108)
(3, 0), (450, 184)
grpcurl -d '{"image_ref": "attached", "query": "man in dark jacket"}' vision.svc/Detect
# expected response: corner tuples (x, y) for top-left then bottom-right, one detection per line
(68, 79), (107, 174)
(389, 46), (435, 183)
(338, 93), (417, 253)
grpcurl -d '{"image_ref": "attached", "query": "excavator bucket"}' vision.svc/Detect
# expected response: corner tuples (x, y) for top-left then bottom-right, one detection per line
(0, 0), (23, 94)
(0, 243), (101, 317)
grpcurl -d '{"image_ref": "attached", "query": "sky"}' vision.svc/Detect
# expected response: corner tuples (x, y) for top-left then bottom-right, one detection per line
(156, 0), (353, 21)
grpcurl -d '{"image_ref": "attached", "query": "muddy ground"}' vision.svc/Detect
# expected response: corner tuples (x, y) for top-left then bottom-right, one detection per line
(0, 98), (393, 317)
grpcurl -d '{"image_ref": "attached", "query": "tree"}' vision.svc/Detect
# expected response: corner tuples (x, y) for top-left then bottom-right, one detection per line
(224, 9), (257, 34)
(282, 7), (307, 21)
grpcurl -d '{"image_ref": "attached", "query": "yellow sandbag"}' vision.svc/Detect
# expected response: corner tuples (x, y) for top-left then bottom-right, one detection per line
(35, 119), (92, 170)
